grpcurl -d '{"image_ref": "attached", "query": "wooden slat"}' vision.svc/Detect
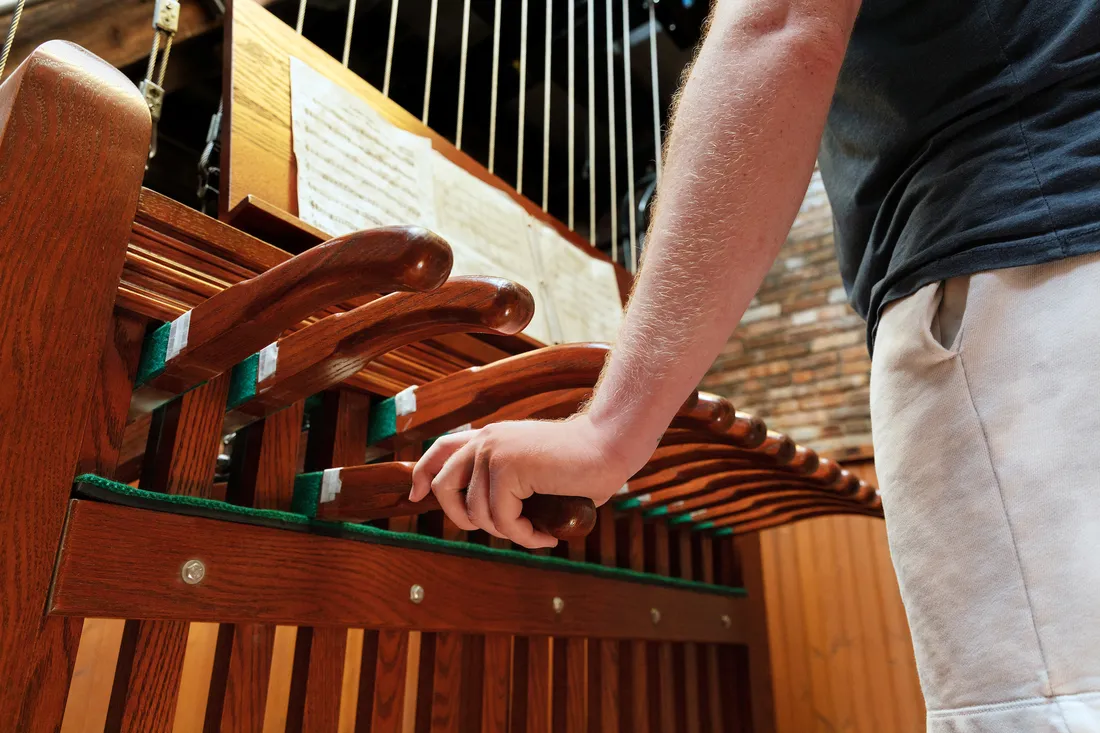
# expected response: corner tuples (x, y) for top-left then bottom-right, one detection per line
(625, 514), (649, 733)
(525, 637), (552, 733)
(676, 530), (702, 733)
(699, 536), (724, 732)
(653, 523), (678, 733)
(108, 374), (231, 731)
(481, 636), (510, 733)
(592, 506), (619, 733)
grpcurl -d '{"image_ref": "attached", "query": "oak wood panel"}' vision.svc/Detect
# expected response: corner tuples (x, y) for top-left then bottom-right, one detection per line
(757, 460), (924, 733)
(53, 501), (751, 643)
(481, 635), (510, 733)
(0, 41), (149, 728)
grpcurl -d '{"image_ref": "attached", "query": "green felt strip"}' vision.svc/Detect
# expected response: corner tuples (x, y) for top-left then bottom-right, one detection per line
(134, 321), (171, 386)
(367, 395), (398, 444)
(227, 353), (260, 410)
(291, 472), (323, 518)
(714, 528), (734, 537)
(668, 513), (694, 526)
(694, 520), (715, 531)
(616, 496), (641, 510)
(643, 505), (669, 518)
(72, 473), (745, 597)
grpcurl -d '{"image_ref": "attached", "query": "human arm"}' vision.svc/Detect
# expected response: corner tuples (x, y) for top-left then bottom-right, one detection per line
(411, 0), (862, 548)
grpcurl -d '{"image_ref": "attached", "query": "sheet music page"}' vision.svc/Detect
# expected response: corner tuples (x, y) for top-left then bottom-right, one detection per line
(289, 57), (436, 235)
(430, 151), (555, 344)
(530, 223), (624, 344)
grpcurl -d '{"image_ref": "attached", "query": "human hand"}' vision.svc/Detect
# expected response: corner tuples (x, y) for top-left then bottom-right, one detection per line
(410, 414), (635, 549)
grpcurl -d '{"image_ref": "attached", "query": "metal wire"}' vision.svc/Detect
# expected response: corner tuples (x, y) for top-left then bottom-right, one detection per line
(586, 0), (596, 244)
(455, 0), (472, 148)
(517, 0), (529, 193)
(488, 0), (502, 172)
(295, 0), (307, 33)
(621, 0), (638, 272)
(155, 32), (173, 86)
(605, 0), (618, 263)
(0, 0), (26, 80)
(421, 0), (439, 124)
(648, 0), (661, 184)
(382, 0), (399, 96)
(342, 0), (358, 66)
(541, 0), (552, 212)
(567, 0), (575, 229)
(145, 30), (161, 82)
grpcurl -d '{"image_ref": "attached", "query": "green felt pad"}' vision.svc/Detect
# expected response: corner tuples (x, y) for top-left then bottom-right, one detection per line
(291, 471), (323, 518)
(667, 513), (694, 526)
(367, 395), (398, 444)
(73, 473), (745, 597)
(615, 496), (642, 510)
(715, 528), (734, 537)
(227, 352), (260, 410)
(694, 521), (715, 531)
(134, 321), (172, 386)
(643, 505), (669, 518)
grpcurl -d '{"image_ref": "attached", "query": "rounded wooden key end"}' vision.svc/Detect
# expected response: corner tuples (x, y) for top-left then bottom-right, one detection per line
(523, 494), (598, 541)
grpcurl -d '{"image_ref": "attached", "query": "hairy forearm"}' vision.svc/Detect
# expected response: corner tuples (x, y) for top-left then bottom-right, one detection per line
(587, 0), (858, 468)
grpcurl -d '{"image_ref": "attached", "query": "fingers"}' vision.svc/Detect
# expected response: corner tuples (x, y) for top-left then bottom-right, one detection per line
(411, 430), (475, 501)
(465, 449), (507, 539)
(487, 461), (558, 549)
(428, 440), (478, 532)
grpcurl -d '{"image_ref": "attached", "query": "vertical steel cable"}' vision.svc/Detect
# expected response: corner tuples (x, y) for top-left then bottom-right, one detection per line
(517, 0), (529, 193)
(488, 0), (502, 172)
(621, 0), (638, 272)
(382, 0), (399, 96)
(341, 0), (358, 66)
(541, 0), (553, 212)
(421, 0), (439, 124)
(567, 0), (575, 229)
(586, 0), (597, 244)
(455, 0), (472, 148)
(648, 0), (662, 184)
(605, 0), (619, 263)
(295, 0), (307, 33)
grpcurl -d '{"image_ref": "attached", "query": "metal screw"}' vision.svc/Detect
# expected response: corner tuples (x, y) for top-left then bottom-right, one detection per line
(721, 614), (732, 629)
(650, 608), (661, 625)
(669, 22), (677, 31)
(181, 559), (205, 585)
(410, 584), (425, 604)
(552, 597), (565, 614)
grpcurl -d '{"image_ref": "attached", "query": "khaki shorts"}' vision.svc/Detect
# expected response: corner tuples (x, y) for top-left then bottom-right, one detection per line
(871, 252), (1100, 732)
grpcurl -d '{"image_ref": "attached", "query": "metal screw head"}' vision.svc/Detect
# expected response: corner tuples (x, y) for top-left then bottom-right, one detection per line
(650, 608), (661, 625)
(720, 614), (732, 629)
(410, 584), (425, 604)
(181, 559), (205, 585)
(552, 597), (565, 614)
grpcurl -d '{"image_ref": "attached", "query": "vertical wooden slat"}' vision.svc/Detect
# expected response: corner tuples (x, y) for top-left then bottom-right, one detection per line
(831, 517), (875, 732)
(734, 533), (776, 733)
(677, 529), (702, 733)
(653, 523), (678, 733)
(526, 636), (552, 733)
(107, 373), (232, 732)
(428, 628), (464, 732)
(285, 390), (370, 732)
(626, 513), (649, 733)
(794, 522), (835, 731)
(481, 634), (510, 733)
(207, 401), (305, 732)
(699, 535), (724, 733)
(594, 505), (619, 732)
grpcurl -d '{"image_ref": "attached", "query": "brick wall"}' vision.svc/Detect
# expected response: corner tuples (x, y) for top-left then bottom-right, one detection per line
(701, 170), (874, 460)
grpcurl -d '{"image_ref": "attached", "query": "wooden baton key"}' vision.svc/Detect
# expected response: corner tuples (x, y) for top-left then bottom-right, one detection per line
(292, 462), (597, 540)
(222, 276), (535, 432)
(131, 226), (453, 416)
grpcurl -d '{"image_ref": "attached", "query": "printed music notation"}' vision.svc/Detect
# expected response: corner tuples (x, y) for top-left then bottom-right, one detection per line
(289, 56), (623, 346)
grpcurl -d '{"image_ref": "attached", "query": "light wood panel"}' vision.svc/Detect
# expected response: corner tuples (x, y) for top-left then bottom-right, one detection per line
(758, 460), (925, 733)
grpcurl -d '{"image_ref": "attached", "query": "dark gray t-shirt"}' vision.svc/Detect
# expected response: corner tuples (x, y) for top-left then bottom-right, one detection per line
(819, 1), (1100, 350)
